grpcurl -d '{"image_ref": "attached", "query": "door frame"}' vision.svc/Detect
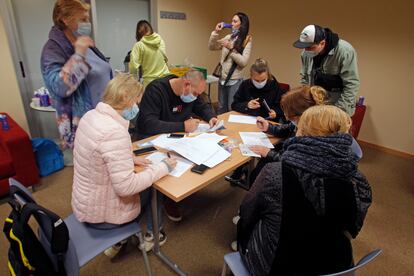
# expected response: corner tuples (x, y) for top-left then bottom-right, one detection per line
(0, 0), (41, 137)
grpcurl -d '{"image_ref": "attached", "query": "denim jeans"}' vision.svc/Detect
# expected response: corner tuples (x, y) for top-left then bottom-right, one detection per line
(88, 187), (164, 233)
(218, 79), (243, 114)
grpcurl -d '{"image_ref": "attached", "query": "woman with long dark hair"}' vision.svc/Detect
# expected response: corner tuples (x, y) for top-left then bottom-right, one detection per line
(129, 20), (169, 86)
(209, 12), (252, 114)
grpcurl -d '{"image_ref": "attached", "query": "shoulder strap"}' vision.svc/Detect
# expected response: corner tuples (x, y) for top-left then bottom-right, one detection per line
(21, 203), (69, 275)
(243, 34), (252, 48)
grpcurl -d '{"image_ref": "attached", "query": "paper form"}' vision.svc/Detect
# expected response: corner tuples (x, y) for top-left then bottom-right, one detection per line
(239, 132), (274, 149)
(239, 144), (261, 157)
(145, 152), (193, 178)
(228, 114), (257, 125)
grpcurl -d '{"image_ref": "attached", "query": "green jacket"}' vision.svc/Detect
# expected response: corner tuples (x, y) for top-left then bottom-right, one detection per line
(129, 32), (170, 86)
(300, 39), (360, 115)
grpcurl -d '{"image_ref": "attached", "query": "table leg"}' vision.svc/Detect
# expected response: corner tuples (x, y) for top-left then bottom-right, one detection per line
(151, 188), (187, 276)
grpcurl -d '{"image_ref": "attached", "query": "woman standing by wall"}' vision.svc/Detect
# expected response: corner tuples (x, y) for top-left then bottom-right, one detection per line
(209, 12), (252, 114)
(129, 20), (170, 87)
(41, 0), (112, 163)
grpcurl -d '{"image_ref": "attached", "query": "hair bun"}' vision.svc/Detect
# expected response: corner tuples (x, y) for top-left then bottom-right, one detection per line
(310, 86), (327, 105)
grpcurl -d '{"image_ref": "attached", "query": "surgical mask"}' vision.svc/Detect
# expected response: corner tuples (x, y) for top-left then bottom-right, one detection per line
(122, 103), (139, 120)
(74, 22), (92, 37)
(180, 91), (197, 103)
(252, 79), (267, 89)
(303, 50), (318, 58)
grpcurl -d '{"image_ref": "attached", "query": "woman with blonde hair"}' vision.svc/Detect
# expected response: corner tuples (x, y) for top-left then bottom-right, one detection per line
(41, 0), (112, 165)
(231, 58), (288, 122)
(237, 105), (372, 275)
(72, 74), (176, 258)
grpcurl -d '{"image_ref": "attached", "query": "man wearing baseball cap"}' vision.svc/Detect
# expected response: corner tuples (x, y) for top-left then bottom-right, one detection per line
(293, 25), (360, 115)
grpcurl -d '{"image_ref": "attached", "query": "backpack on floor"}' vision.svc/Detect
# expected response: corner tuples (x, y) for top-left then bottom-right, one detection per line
(3, 199), (69, 276)
(31, 138), (64, 177)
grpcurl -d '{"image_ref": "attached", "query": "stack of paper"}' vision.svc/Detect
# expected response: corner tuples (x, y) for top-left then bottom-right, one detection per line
(195, 133), (227, 144)
(145, 152), (193, 178)
(167, 137), (231, 168)
(150, 134), (176, 150)
(239, 132), (274, 148)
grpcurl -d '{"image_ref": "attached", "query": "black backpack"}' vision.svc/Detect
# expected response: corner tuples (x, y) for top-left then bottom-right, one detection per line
(3, 198), (69, 276)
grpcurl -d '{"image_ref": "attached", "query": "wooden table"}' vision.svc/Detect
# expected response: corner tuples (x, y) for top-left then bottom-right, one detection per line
(134, 111), (278, 202)
(134, 111), (279, 275)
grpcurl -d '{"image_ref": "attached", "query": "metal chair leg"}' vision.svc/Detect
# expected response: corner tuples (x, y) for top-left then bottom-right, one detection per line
(137, 232), (152, 276)
(221, 261), (229, 276)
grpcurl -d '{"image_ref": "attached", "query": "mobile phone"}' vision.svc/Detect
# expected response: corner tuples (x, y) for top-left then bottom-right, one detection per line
(191, 164), (209, 174)
(133, 146), (157, 156)
(262, 99), (271, 113)
(168, 133), (185, 138)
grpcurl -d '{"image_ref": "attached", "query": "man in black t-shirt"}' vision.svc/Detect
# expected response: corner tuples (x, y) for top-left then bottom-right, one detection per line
(136, 70), (217, 139)
(136, 70), (217, 222)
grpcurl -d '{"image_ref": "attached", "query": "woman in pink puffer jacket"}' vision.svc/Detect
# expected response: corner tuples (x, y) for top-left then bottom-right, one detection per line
(72, 73), (176, 257)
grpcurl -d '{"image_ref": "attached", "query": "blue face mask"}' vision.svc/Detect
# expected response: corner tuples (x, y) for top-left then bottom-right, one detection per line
(74, 22), (92, 37)
(180, 92), (197, 103)
(122, 103), (139, 120)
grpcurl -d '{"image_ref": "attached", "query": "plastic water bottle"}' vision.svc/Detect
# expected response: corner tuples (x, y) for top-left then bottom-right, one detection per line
(222, 22), (232, 28)
(0, 114), (10, 131)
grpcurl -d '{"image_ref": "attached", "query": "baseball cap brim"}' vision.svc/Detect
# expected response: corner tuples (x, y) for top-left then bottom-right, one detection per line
(293, 40), (315, 49)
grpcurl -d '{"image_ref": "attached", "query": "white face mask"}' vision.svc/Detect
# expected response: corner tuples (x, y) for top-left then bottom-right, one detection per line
(303, 50), (318, 58)
(252, 79), (267, 89)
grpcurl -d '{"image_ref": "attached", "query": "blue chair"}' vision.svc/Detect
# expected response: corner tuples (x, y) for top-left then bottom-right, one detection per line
(221, 252), (250, 276)
(9, 178), (152, 276)
(221, 249), (382, 276)
(320, 249), (382, 276)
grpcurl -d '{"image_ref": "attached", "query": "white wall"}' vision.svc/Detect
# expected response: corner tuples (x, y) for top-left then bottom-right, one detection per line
(0, 14), (29, 133)
(95, 0), (150, 71)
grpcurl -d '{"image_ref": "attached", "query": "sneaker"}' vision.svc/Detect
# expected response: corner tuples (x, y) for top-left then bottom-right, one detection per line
(227, 177), (249, 190)
(164, 199), (182, 222)
(104, 240), (127, 258)
(232, 215), (240, 225)
(142, 230), (167, 252)
(231, 241), (238, 252)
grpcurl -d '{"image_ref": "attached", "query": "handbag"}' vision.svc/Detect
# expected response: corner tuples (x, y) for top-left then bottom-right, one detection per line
(212, 50), (232, 78)
(212, 34), (252, 81)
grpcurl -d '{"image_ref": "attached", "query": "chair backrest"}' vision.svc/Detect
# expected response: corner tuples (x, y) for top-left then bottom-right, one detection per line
(320, 249), (382, 276)
(9, 178), (36, 204)
(39, 225), (81, 276)
(278, 82), (290, 92)
(9, 178), (77, 275)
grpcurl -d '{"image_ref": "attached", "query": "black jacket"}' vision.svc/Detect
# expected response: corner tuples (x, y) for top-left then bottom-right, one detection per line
(136, 75), (216, 138)
(237, 134), (372, 276)
(231, 77), (287, 122)
(264, 122), (297, 162)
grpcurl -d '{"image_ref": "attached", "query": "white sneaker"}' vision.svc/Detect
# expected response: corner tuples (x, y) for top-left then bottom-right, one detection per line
(231, 241), (238, 252)
(232, 215), (240, 225)
(104, 240), (127, 258)
(142, 230), (167, 252)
